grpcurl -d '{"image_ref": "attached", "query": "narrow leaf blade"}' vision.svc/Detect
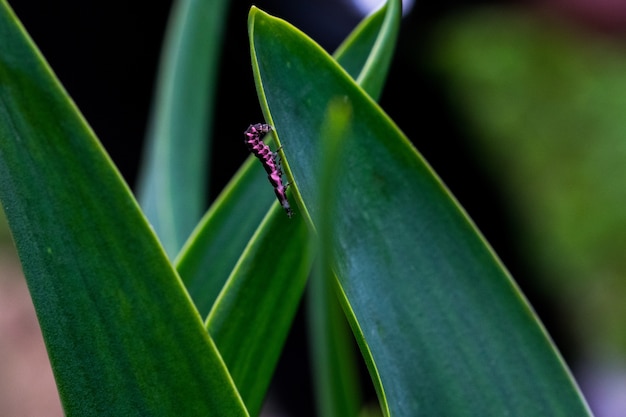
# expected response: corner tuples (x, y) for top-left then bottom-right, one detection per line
(308, 100), (362, 417)
(334, 0), (401, 98)
(309, 2), (402, 414)
(175, 156), (274, 317)
(207, 204), (313, 416)
(136, 0), (230, 257)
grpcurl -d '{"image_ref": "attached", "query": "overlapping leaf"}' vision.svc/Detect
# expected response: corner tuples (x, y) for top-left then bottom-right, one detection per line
(174, 3), (401, 415)
(136, 0), (230, 257)
(249, 7), (592, 416)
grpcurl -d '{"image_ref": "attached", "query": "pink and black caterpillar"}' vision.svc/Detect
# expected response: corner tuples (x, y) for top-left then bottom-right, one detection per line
(244, 123), (293, 218)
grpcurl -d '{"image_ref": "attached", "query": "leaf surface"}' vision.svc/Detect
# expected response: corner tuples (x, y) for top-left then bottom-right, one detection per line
(249, 7), (593, 416)
(308, 100), (363, 417)
(308, 2), (402, 415)
(206, 204), (313, 417)
(0, 3), (247, 415)
(176, 156), (274, 317)
(136, 0), (230, 257)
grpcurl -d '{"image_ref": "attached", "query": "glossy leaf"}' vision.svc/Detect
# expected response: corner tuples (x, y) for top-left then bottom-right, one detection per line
(175, 156), (274, 318)
(308, 1), (402, 415)
(0, 2), (247, 416)
(308, 101), (362, 417)
(249, 7), (592, 416)
(206, 204), (313, 417)
(136, 0), (230, 257)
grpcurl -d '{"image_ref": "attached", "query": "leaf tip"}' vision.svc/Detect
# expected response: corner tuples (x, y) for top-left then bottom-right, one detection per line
(248, 5), (266, 27)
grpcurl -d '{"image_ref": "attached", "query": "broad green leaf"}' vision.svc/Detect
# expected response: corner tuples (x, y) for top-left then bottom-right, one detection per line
(249, 7), (592, 417)
(136, 0), (229, 258)
(0, 2), (247, 416)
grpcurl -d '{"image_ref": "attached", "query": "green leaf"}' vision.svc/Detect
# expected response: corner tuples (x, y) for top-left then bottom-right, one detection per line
(249, 7), (592, 416)
(333, 0), (401, 99)
(180, 177), (312, 416)
(308, 100), (362, 417)
(308, 2), (402, 415)
(175, 156), (275, 318)
(0, 2), (247, 416)
(136, 0), (230, 258)
(206, 204), (313, 417)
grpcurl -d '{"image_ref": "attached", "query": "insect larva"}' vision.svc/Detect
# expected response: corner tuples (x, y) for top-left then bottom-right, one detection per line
(244, 123), (293, 218)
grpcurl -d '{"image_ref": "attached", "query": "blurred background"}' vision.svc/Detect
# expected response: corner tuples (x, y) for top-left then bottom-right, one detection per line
(2, 0), (626, 415)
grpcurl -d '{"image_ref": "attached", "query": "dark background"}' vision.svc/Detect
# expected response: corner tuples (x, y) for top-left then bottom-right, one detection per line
(8, 0), (578, 415)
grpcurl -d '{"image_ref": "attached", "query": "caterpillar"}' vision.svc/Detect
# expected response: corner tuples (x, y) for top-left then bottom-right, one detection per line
(244, 123), (293, 218)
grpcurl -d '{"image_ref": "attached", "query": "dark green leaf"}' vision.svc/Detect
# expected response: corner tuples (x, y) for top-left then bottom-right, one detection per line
(308, 100), (362, 417)
(206, 204), (313, 416)
(249, 7), (592, 416)
(308, 2), (402, 415)
(0, 3), (246, 415)
(176, 156), (274, 318)
(136, 0), (230, 257)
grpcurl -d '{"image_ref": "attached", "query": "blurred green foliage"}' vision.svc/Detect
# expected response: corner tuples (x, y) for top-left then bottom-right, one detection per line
(435, 8), (626, 354)
(0, 207), (11, 244)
